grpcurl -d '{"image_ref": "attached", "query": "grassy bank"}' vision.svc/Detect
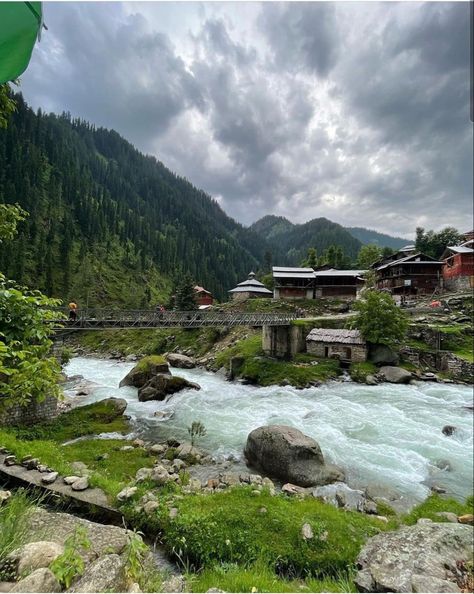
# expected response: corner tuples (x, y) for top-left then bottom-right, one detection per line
(213, 335), (341, 386)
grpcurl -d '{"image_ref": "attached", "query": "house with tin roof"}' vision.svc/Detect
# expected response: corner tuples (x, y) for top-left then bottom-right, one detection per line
(228, 272), (273, 300)
(441, 239), (474, 291)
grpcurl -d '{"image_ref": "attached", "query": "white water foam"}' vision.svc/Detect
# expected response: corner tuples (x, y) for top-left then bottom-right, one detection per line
(65, 357), (473, 504)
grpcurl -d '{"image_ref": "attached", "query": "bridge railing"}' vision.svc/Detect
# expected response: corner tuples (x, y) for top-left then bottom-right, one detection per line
(51, 308), (296, 329)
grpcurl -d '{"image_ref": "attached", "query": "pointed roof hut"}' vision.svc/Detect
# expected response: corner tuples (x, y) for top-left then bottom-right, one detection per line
(228, 272), (273, 300)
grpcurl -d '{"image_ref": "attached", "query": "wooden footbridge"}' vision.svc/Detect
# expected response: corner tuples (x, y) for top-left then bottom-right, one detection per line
(52, 309), (296, 331)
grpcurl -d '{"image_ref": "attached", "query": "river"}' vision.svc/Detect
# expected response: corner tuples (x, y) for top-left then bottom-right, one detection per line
(65, 357), (473, 506)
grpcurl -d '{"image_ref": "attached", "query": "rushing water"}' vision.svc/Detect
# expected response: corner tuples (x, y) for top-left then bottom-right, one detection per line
(65, 357), (473, 505)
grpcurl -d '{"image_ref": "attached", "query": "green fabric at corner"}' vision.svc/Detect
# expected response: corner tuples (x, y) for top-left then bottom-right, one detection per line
(0, 2), (42, 83)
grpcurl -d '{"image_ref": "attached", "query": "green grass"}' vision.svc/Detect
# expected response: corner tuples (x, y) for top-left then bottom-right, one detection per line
(187, 560), (356, 592)
(402, 494), (473, 525)
(349, 362), (376, 383)
(0, 430), (155, 499)
(70, 327), (226, 358)
(214, 336), (340, 387)
(0, 489), (40, 567)
(11, 399), (130, 442)
(134, 354), (167, 371)
(153, 487), (390, 579)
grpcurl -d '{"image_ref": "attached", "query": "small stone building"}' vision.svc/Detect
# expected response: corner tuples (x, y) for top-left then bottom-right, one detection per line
(306, 328), (367, 362)
(228, 272), (273, 300)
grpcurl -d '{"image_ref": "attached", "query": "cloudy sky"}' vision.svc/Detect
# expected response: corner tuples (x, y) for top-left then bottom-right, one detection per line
(21, 1), (472, 237)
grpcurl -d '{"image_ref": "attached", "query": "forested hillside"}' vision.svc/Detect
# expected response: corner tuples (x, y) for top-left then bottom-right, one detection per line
(347, 227), (410, 249)
(249, 216), (362, 266)
(0, 94), (269, 305)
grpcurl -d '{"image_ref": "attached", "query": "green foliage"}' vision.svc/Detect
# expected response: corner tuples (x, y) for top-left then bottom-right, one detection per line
(0, 203), (27, 244)
(403, 494), (473, 526)
(318, 245), (352, 269)
(188, 421), (207, 446)
(356, 244), (382, 269)
(214, 335), (341, 387)
(159, 487), (387, 578)
(135, 354), (167, 372)
(123, 530), (149, 583)
(0, 95), (271, 303)
(50, 526), (91, 589)
(415, 226), (463, 259)
(174, 273), (198, 310)
(353, 290), (408, 346)
(59, 346), (73, 366)
(0, 273), (62, 411)
(0, 489), (38, 567)
(11, 398), (130, 442)
(349, 361), (377, 383)
(301, 247), (318, 268)
(0, 83), (16, 129)
(188, 560), (356, 592)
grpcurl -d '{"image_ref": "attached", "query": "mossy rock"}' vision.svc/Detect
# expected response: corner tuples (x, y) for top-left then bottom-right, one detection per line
(119, 355), (169, 388)
(138, 374), (200, 402)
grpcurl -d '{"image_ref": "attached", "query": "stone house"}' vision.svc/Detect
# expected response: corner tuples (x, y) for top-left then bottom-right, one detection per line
(306, 328), (367, 362)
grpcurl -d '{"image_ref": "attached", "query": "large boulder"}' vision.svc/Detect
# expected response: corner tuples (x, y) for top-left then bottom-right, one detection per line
(166, 353), (196, 369)
(355, 521), (473, 593)
(69, 554), (127, 593)
(378, 366), (412, 384)
(368, 344), (399, 366)
(10, 568), (60, 593)
(138, 374), (200, 402)
(8, 541), (64, 576)
(119, 356), (170, 388)
(244, 425), (344, 488)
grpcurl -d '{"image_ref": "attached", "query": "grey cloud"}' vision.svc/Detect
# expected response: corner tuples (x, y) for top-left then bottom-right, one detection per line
(258, 2), (339, 77)
(20, 2), (472, 236)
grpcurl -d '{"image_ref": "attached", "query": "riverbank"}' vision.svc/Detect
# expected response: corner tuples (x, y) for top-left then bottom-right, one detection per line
(1, 358), (473, 592)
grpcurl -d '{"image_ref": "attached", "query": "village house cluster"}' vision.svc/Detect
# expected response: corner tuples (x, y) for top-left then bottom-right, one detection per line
(196, 230), (473, 307)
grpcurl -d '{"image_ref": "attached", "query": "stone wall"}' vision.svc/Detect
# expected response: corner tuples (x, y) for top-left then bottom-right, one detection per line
(400, 347), (473, 382)
(262, 325), (306, 359)
(443, 275), (474, 292)
(307, 342), (367, 362)
(0, 394), (58, 427)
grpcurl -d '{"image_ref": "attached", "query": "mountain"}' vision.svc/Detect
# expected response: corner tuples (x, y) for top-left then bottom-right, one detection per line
(249, 216), (362, 266)
(0, 94), (269, 305)
(346, 227), (410, 249)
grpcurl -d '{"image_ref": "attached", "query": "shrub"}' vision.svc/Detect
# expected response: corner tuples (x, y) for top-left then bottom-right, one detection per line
(352, 290), (408, 346)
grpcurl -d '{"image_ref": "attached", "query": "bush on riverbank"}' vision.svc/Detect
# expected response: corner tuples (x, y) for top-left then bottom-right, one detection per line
(213, 335), (341, 387)
(0, 489), (39, 565)
(349, 362), (377, 383)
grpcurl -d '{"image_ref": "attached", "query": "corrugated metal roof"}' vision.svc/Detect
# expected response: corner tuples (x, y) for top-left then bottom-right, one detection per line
(228, 285), (273, 294)
(446, 246), (474, 254)
(273, 271), (315, 279)
(306, 328), (365, 344)
(272, 266), (314, 273)
(314, 269), (366, 277)
(376, 253), (442, 271)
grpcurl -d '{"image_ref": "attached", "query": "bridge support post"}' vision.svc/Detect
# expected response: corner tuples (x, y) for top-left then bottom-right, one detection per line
(262, 324), (306, 359)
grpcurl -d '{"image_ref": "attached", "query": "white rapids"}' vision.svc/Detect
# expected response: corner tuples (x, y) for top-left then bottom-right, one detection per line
(65, 356), (473, 505)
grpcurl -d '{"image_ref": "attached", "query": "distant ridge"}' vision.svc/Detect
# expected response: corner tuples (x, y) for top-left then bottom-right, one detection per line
(346, 227), (411, 249)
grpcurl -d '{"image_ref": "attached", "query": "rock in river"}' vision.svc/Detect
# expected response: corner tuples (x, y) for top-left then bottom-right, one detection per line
(244, 425), (344, 487)
(138, 374), (200, 402)
(355, 521), (474, 592)
(378, 366), (412, 384)
(166, 353), (196, 369)
(119, 355), (170, 388)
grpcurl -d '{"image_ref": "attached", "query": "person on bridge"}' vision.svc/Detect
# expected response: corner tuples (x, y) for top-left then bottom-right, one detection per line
(68, 301), (78, 321)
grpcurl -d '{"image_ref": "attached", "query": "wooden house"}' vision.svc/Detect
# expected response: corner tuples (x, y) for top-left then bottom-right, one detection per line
(306, 328), (367, 362)
(272, 267), (315, 300)
(375, 252), (442, 295)
(441, 240), (474, 291)
(228, 272), (273, 300)
(313, 269), (366, 298)
(194, 286), (213, 307)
